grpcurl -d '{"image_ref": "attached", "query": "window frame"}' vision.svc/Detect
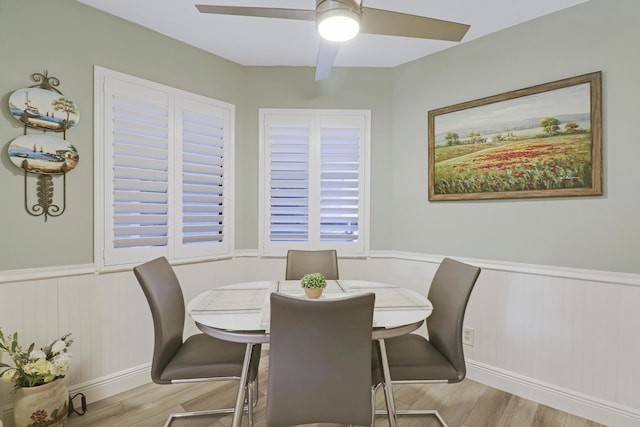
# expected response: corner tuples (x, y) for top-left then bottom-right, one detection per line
(94, 66), (234, 270)
(258, 108), (371, 256)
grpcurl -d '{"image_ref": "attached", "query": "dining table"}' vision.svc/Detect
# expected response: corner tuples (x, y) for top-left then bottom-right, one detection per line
(187, 279), (433, 427)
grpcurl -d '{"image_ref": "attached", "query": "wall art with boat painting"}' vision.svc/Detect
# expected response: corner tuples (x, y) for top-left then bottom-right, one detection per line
(8, 134), (79, 174)
(9, 87), (80, 132)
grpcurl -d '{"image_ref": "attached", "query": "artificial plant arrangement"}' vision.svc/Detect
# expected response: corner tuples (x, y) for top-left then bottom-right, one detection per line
(300, 273), (327, 298)
(0, 328), (73, 389)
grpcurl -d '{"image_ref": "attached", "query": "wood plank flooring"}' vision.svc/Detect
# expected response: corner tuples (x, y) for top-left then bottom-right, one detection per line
(66, 351), (607, 427)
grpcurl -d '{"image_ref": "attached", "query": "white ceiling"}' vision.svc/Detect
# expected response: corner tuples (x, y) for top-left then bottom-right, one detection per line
(75, 0), (590, 68)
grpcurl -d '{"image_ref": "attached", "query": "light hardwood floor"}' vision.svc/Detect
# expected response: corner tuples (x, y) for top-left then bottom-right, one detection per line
(66, 351), (606, 427)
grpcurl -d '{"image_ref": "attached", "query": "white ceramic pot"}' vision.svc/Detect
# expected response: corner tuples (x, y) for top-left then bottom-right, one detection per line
(13, 379), (68, 427)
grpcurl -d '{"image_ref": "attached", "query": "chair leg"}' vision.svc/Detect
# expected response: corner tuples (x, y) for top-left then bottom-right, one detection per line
(163, 377), (259, 427)
(374, 408), (448, 427)
(164, 407), (236, 427)
(251, 373), (260, 409)
(247, 377), (255, 426)
(394, 409), (447, 427)
(371, 382), (382, 427)
(372, 382), (393, 426)
(373, 382), (448, 427)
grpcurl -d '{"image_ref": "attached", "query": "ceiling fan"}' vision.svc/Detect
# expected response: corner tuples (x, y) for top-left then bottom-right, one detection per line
(196, 0), (470, 80)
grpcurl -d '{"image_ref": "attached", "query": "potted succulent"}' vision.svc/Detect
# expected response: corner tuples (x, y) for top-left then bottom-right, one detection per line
(300, 273), (327, 298)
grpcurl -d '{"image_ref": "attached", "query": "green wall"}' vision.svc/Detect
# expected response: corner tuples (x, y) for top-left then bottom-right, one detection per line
(0, 0), (243, 270)
(390, 0), (640, 273)
(1, 0), (637, 273)
(238, 67), (393, 250)
(0, 0), (392, 270)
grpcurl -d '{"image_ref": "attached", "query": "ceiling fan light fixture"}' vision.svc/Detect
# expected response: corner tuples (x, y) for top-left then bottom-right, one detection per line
(316, 2), (361, 42)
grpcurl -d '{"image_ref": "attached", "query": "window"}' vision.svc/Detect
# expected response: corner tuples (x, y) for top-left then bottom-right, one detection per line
(259, 109), (370, 255)
(95, 67), (234, 269)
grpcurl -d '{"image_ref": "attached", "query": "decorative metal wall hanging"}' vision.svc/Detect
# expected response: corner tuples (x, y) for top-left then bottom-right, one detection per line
(6, 71), (80, 221)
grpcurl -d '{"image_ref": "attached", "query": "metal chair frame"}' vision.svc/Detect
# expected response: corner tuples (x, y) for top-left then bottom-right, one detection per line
(372, 257), (481, 427)
(134, 256), (261, 427)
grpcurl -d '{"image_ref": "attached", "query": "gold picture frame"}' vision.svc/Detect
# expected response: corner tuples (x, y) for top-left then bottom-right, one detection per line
(428, 71), (602, 201)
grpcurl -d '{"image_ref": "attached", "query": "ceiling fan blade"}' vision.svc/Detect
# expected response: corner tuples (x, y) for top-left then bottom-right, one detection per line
(360, 7), (470, 42)
(315, 40), (341, 80)
(195, 5), (315, 22)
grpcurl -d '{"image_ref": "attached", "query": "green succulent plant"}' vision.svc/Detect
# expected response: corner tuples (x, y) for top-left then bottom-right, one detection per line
(300, 273), (327, 289)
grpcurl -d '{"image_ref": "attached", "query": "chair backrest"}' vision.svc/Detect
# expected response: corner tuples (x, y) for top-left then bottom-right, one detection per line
(285, 249), (339, 280)
(426, 258), (481, 382)
(267, 292), (375, 427)
(133, 256), (186, 384)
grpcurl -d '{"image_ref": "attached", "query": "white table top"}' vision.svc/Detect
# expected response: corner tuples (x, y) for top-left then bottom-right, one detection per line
(188, 280), (432, 339)
(188, 279), (432, 427)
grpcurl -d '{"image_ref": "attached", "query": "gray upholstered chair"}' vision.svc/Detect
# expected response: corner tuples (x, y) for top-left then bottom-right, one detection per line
(133, 257), (261, 427)
(372, 257), (481, 427)
(267, 292), (376, 427)
(285, 249), (339, 280)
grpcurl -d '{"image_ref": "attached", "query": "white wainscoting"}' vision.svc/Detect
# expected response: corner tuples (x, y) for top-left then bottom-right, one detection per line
(0, 253), (638, 427)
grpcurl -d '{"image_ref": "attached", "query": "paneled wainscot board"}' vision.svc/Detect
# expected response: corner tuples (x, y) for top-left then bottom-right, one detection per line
(0, 253), (638, 426)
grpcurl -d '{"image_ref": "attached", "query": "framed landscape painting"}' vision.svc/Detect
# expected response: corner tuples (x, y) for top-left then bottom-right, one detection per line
(428, 72), (602, 201)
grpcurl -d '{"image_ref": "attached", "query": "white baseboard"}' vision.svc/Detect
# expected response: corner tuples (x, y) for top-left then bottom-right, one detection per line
(5, 359), (636, 427)
(467, 359), (640, 427)
(67, 363), (152, 404)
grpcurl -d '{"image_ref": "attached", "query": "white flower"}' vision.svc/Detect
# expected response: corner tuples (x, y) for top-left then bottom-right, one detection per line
(51, 340), (67, 355)
(50, 353), (71, 376)
(0, 329), (73, 388)
(29, 349), (47, 361)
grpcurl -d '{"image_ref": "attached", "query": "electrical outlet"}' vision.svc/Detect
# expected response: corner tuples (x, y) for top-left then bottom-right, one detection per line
(463, 326), (474, 346)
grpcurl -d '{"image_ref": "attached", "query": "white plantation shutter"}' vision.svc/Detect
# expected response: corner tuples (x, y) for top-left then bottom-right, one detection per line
(96, 67), (233, 268)
(267, 116), (311, 242)
(110, 81), (170, 257)
(319, 117), (363, 243)
(175, 99), (230, 258)
(260, 109), (369, 255)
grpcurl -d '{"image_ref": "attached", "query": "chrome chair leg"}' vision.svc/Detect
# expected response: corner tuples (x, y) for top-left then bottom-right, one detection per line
(247, 378), (255, 426)
(374, 400), (449, 427)
(374, 407), (448, 427)
(373, 381), (448, 427)
(394, 409), (447, 426)
(163, 407), (236, 427)
(371, 382), (381, 427)
(163, 376), (259, 427)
